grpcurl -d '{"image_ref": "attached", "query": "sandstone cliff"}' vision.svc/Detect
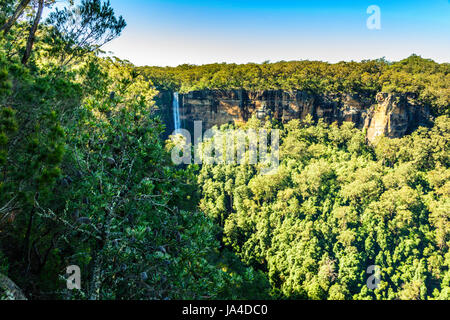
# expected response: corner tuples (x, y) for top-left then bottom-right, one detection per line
(365, 92), (430, 141)
(156, 89), (430, 142)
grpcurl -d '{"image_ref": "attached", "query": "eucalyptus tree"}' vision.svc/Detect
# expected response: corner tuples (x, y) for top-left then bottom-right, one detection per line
(0, 0), (31, 35)
(46, 0), (126, 66)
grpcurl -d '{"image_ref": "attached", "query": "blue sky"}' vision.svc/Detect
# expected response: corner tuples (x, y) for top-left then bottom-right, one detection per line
(96, 0), (450, 66)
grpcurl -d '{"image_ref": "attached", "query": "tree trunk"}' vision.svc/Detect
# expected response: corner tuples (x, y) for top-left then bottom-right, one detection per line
(89, 252), (102, 300)
(0, 0), (31, 36)
(21, 0), (44, 65)
(23, 207), (34, 267)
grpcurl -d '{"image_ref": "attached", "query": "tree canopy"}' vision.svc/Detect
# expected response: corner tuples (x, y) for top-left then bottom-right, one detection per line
(197, 116), (449, 299)
(140, 56), (449, 116)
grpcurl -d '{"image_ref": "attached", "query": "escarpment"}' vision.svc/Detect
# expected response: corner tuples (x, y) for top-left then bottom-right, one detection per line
(156, 89), (431, 142)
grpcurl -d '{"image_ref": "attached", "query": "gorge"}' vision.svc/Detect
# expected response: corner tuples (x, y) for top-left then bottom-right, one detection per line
(1, 0), (449, 301)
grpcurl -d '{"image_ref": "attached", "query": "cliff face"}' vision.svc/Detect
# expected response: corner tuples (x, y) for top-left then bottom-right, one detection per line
(365, 92), (430, 141)
(153, 90), (174, 139)
(157, 89), (430, 142)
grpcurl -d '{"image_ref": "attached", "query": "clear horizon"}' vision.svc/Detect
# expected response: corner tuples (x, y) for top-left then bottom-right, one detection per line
(94, 0), (450, 67)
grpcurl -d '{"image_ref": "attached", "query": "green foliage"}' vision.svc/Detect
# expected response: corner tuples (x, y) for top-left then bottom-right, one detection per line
(140, 56), (449, 116)
(0, 250), (8, 275)
(46, 0), (126, 66)
(0, 0), (15, 25)
(0, 22), (265, 299)
(0, 1), (265, 300)
(0, 0), (448, 301)
(51, 70), (226, 299)
(198, 116), (450, 300)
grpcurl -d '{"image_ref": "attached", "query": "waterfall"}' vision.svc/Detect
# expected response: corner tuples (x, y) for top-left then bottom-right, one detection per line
(173, 92), (181, 133)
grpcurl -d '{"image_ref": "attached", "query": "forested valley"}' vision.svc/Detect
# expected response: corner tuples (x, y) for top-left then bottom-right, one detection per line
(0, 0), (448, 300)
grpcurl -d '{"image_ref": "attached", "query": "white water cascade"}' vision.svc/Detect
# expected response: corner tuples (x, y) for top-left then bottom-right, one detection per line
(172, 92), (181, 132)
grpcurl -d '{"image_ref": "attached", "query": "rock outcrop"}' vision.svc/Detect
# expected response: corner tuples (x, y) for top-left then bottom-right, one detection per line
(365, 92), (430, 142)
(156, 89), (430, 142)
